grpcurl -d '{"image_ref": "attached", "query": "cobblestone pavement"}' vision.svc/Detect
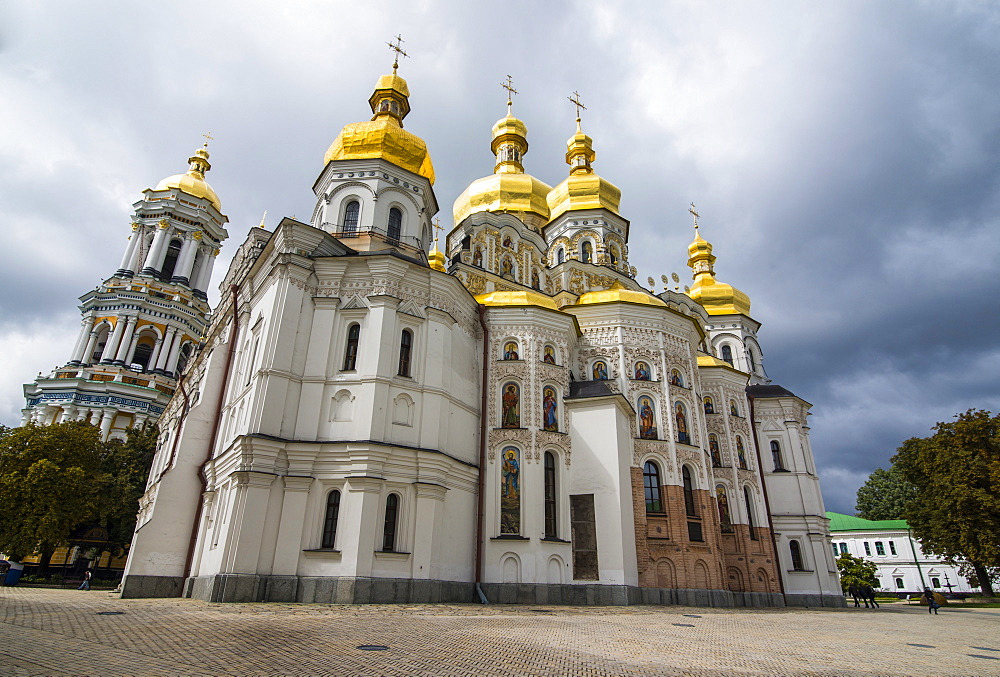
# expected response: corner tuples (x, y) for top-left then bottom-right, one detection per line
(2, 587), (1000, 676)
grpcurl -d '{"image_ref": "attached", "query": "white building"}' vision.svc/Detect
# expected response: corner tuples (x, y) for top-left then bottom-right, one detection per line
(827, 512), (978, 594)
(117, 65), (843, 607)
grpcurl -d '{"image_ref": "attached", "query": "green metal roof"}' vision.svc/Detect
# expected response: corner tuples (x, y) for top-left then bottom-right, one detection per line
(826, 511), (909, 532)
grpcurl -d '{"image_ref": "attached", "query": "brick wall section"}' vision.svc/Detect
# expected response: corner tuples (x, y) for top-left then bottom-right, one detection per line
(631, 468), (781, 594)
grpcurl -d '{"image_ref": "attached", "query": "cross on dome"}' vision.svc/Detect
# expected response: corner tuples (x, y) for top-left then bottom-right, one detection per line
(432, 216), (443, 245)
(501, 75), (518, 114)
(689, 202), (700, 231)
(387, 34), (408, 73)
(568, 91), (587, 127)
(202, 131), (214, 148)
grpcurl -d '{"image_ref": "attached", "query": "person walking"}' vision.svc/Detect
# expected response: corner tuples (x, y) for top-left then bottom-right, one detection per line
(77, 569), (92, 591)
(923, 587), (940, 614)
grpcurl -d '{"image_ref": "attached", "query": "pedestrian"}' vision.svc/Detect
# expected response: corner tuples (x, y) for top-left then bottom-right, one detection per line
(78, 569), (92, 591)
(923, 587), (939, 614)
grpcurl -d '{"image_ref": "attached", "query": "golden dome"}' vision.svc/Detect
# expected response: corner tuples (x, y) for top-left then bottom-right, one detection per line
(547, 120), (621, 221)
(575, 281), (667, 308)
(475, 290), (559, 311)
(428, 246), (446, 272)
(452, 110), (551, 225)
(685, 228), (751, 316)
(153, 147), (222, 211)
(323, 71), (435, 184)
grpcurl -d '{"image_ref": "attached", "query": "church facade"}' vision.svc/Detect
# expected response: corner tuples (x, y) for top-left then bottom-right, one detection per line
(119, 66), (842, 607)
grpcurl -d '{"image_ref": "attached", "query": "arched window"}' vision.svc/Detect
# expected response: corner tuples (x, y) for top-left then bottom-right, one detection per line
(720, 344), (733, 366)
(343, 200), (360, 235)
(342, 323), (360, 371)
(895, 577), (904, 589)
(643, 461), (663, 514)
(789, 540), (805, 570)
(747, 349), (757, 373)
(91, 325), (110, 363)
(398, 329), (412, 377)
(557, 248), (565, 264)
(382, 493), (399, 551)
(544, 451), (557, 538)
(581, 241), (593, 263)
(609, 245), (619, 266)
(770, 441), (785, 471)
(387, 207), (402, 242)
(744, 486), (759, 540)
(931, 577), (940, 588)
(176, 343), (193, 374)
(161, 239), (183, 280)
(322, 490), (341, 548)
(682, 465), (697, 517)
(132, 342), (153, 371)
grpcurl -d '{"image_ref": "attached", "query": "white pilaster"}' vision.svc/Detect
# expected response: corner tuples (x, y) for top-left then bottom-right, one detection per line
(147, 337), (164, 371)
(81, 331), (99, 365)
(153, 327), (177, 372)
(69, 317), (94, 364)
(100, 318), (128, 362)
(99, 410), (115, 439)
(165, 330), (185, 375)
(113, 317), (138, 364)
(117, 226), (142, 275)
(141, 223), (172, 274)
(172, 234), (199, 283)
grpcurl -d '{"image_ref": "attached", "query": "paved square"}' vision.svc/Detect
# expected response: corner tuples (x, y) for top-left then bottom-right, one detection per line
(1, 587), (998, 676)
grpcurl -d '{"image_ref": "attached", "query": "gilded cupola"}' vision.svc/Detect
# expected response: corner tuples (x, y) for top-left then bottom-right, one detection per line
(452, 78), (552, 228)
(322, 63), (435, 184)
(546, 116), (621, 222)
(153, 145), (222, 211)
(685, 208), (751, 316)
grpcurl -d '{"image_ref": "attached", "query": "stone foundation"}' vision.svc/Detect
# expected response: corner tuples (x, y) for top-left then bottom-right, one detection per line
(783, 592), (847, 608)
(119, 575), (186, 599)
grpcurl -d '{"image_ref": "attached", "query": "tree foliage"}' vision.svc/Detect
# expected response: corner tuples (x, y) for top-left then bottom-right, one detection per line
(855, 465), (917, 521)
(836, 553), (879, 592)
(0, 421), (158, 562)
(893, 409), (1000, 596)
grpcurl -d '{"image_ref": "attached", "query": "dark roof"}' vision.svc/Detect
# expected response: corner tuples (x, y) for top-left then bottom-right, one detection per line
(746, 384), (797, 399)
(566, 380), (615, 400)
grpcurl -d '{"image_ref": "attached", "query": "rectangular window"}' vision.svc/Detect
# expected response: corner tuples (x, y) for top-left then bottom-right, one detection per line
(832, 544), (838, 557)
(543, 452), (557, 538)
(839, 543), (848, 555)
(875, 541), (885, 556)
(889, 541), (897, 556)
(687, 521), (704, 542)
(864, 541), (871, 556)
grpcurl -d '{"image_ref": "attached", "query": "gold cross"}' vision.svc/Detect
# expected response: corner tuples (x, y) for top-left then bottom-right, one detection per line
(432, 217), (443, 244)
(387, 34), (408, 72)
(568, 91), (587, 121)
(202, 131), (214, 148)
(689, 202), (700, 230)
(501, 75), (518, 113)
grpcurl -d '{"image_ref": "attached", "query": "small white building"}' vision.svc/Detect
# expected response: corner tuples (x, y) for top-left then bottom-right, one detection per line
(826, 512), (979, 594)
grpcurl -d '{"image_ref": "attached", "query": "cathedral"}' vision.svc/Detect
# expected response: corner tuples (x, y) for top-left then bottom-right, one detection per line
(43, 58), (842, 607)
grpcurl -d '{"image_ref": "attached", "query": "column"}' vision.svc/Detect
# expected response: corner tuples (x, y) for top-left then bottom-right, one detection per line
(140, 222), (172, 276)
(147, 337), (164, 372)
(99, 410), (115, 439)
(116, 224), (142, 277)
(100, 318), (127, 363)
(59, 406), (78, 423)
(133, 413), (148, 429)
(171, 234), (199, 285)
(113, 317), (138, 364)
(69, 317), (94, 365)
(153, 327), (176, 373)
(75, 409), (90, 422)
(164, 330), (185, 376)
(412, 483), (448, 578)
(81, 331), (99, 365)
(193, 249), (217, 299)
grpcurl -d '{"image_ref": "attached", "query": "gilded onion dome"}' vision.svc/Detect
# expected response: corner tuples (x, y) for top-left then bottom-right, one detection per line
(323, 70), (435, 184)
(686, 227), (751, 316)
(576, 280), (666, 308)
(153, 146), (222, 211)
(546, 119), (621, 221)
(452, 108), (552, 226)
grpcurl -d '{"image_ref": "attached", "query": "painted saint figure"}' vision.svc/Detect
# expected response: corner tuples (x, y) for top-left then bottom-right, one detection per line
(736, 436), (748, 469)
(501, 258), (514, 279)
(634, 361), (651, 381)
(716, 485), (734, 533)
(730, 400), (739, 416)
(503, 342), (519, 360)
(638, 396), (657, 440)
(675, 401), (690, 444)
(531, 269), (540, 289)
(543, 345), (556, 364)
(703, 396), (714, 415)
(709, 434), (722, 467)
(500, 447), (521, 534)
(542, 387), (558, 432)
(501, 383), (520, 428)
(670, 369), (683, 387)
(473, 246), (483, 267)
(592, 361), (608, 380)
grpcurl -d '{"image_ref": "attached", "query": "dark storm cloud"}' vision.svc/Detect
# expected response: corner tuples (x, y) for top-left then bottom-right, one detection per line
(1, 1), (998, 515)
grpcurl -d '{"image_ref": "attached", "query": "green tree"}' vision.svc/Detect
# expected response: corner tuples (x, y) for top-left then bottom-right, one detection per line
(855, 465), (917, 520)
(0, 422), (103, 562)
(98, 423), (159, 555)
(893, 409), (1000, 596)
(836, 553), (879, 593)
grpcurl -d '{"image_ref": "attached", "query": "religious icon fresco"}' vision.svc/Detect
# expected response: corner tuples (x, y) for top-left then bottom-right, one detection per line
(703, 396), (715, 415)
(675, 401), (690, 444)
(716, 484), (734, 533)
(634, 361), (651, 381)
(709, 434), (722, 467)
(730, 400), (739, 416)
(500, 446), (520, 534)
(531, 269), (540, 289)
(542, 386), (558, 432)
(503, 341), (519, 360)
(670, 369), (683, 386)
(736, 435), (748, 468)
(543, 345), (556, 364)
(501, 258), (514, 279)
(473, 246), (483, 267)
(592, 360), (608, 380)
(638, 396), (657, 439)
(501, 382), (520, 428)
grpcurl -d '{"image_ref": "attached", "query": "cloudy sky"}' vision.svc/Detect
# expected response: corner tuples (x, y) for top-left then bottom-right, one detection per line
(1, 1), (998, 514)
